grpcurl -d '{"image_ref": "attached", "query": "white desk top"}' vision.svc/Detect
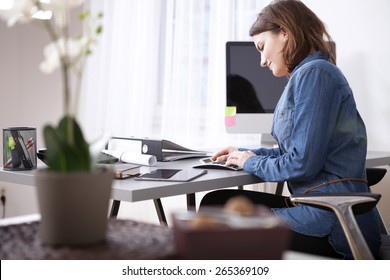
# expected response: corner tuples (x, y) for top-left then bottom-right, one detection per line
(111, 158), (262, 203)
(0, 158), (263, 203)
(365, 150), (390, 167)
(1, 150), (390, 204)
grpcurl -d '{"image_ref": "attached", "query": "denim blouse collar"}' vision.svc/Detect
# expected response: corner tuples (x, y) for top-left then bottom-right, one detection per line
(291, 51), (330, 76)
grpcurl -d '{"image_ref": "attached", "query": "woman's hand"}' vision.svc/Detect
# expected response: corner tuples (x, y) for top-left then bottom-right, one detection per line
(211, 147), (255, 168)
(225, 150), (256, 168)
(211, 146), (238, 162)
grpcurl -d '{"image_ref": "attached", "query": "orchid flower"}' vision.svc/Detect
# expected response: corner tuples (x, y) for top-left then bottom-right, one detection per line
(1, 0), (102, 147)
(0, 0), (36, 26)
(39, 36), (88, 74)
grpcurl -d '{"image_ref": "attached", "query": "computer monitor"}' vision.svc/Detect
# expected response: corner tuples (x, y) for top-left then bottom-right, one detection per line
(225, 41), (288, 142)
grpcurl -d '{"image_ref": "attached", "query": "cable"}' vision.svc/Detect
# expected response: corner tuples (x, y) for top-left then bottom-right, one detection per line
(1, 189), (5, 219)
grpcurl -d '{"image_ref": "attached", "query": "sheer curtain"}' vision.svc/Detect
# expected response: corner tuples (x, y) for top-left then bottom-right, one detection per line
(80, 0), (268, 150)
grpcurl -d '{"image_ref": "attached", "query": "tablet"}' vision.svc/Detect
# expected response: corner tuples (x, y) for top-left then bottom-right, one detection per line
(135, 168), (207, 182)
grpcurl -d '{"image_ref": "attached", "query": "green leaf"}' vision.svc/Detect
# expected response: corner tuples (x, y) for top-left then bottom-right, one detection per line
(44, 116), (91, 172)
(44, 125), (68, 171)
(96, 25), (103, 34)
(78, 11), (90, 21)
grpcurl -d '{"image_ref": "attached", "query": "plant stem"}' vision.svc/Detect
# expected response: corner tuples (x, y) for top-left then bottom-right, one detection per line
(61, 10), (74, 146)
(40, 5), (74, 146)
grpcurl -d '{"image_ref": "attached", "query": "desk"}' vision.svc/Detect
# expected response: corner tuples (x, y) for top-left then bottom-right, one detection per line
(365, 150), (390, 167)
(1, 150), (390, 224)
(0, 159), (262, 197)
(0, 158), (263, 225)
(112, 159), (264, 223)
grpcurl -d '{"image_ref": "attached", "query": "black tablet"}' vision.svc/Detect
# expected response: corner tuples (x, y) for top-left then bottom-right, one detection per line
(135, 168), (207, 182)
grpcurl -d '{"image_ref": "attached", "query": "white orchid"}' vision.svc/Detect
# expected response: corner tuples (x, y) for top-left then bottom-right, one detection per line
(0, 0), (101, 117)
(40, 0), (84, 11)
(0, 0), (37, 26)
(1, 0), (103, 171)
(0, 0), (84, 26)
(39, 36), (88, 74)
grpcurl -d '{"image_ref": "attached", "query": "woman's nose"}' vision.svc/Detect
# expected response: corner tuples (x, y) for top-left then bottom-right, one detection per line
(260, 56), (267, 67)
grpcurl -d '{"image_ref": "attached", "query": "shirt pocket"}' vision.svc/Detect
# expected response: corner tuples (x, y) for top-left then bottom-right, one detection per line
(273, 107), (294, 143)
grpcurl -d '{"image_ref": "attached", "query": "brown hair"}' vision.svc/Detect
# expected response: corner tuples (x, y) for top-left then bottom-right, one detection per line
(249, 0), (336, 73)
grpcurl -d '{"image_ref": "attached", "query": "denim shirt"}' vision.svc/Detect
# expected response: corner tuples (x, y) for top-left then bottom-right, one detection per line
(242, 52), (381, 259)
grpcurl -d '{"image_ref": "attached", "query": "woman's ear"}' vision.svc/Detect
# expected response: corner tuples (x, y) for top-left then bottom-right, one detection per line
(280, 26), (288, 42)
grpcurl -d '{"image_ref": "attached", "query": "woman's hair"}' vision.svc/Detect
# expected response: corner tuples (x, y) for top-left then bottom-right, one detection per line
(249, 0), (336, 73)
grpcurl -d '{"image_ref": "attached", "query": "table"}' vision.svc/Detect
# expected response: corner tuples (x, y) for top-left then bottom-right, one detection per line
(0, 214), (330, 260)
(365, 150), (390, 167)
(110, 158), (262, 220)
(0, 158), (262, 198)
(0, 158), (263, 225)
(0, 215), (174, 260)
(1, 150), (390, 225)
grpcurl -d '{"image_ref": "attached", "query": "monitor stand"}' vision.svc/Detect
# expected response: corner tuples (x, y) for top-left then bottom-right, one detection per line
(260, 133), (277, 148)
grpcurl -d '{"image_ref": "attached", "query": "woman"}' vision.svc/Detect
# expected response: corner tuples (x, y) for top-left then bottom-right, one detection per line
(201, 0), (381, 259)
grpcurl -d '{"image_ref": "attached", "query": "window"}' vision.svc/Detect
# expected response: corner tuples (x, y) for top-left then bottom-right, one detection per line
(81, 0), (267, 148)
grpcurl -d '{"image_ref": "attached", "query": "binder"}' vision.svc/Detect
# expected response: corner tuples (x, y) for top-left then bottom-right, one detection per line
(107, 137), (208, 162)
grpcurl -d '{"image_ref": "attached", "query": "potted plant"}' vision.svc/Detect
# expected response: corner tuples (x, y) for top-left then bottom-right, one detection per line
(0, 0), (113, 245)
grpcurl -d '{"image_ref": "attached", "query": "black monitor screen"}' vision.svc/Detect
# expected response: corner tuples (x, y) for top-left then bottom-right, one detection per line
(226, 41), (288, 113)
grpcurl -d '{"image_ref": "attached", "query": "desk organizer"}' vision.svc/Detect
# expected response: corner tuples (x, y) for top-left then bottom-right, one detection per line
(172, 207), (292, 259)
(2, 127), (37, 171)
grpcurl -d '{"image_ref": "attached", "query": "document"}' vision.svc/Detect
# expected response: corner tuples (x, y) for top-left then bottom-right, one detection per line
(102, 150), (157, 166)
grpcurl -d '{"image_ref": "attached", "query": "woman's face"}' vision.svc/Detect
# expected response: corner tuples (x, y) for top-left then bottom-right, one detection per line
(253, 31), (288, 77)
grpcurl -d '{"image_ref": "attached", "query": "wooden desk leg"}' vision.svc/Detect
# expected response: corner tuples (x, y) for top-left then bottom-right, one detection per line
(109, 200), (121, 218)
(153, 199), (168, 226)
(186, 193), (196, 211)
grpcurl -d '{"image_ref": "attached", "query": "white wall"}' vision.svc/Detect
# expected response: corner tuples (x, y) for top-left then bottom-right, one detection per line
(303, 0), (390, 152)
(0, 23), (62, 219)
(0, 0), (389, 228)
